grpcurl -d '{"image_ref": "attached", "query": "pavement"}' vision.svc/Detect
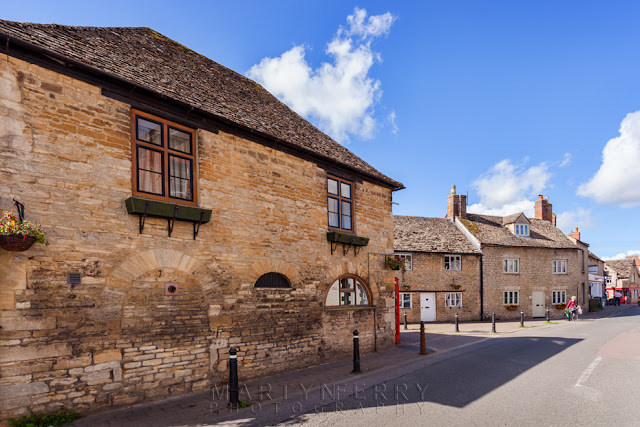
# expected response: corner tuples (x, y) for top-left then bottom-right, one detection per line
(71, 303), (637, 426)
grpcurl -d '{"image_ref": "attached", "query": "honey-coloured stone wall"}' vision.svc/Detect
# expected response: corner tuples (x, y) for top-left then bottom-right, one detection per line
(0, 54), (397, 420)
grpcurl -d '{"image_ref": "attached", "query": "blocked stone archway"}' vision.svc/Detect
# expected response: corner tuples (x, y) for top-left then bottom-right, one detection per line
(247, 258), (302, 286)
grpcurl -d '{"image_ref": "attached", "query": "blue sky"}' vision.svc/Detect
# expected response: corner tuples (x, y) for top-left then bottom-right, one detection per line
(4, 1), (640, 259)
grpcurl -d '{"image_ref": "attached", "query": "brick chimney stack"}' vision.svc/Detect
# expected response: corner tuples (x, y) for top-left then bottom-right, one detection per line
(534, 195), (554, 223)
(568, 227), (580, 241)
(446, 185), (467, 220)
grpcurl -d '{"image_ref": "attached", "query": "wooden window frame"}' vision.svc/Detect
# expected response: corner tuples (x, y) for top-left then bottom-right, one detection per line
(399, 292), (412, 309)
(444, 255), (461, 271)
(503, 259), (519, 274)
(324, 274), (372, 308)
(327, 175), (354, 233)
(552, 290), (566, 304)
(445, 292), (462, 308)
(395, 253), (413, 270)
(131, 109), (198, 206)
(503, 291), (519, 305)
(552, 260), (568, 274)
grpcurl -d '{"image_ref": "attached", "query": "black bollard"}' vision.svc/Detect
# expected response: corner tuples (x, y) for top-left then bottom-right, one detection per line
(419, 321), (427, 355)
(492, 313), (496, 333)
(404, 312), (408, 330)
(352, 330), (361, 373)
(520, 310), (524, 327)
(228, 347), (239, 407)
(455, 312), (459, 332)
(546, 307), (550, 322)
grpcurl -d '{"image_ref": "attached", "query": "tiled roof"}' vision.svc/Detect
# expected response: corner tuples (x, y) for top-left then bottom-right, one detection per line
(588, 251), (603, 262)
(605, 259), (637, 279)
(0, 20), (402, 189)
(393, 216), (480, 254)
(501, 212), (528, 225)
(461, 214), (577, 249)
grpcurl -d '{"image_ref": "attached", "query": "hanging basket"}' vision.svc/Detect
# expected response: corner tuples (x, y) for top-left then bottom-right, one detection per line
(0, 235), (36, 252)
(505, 305), (519, 311)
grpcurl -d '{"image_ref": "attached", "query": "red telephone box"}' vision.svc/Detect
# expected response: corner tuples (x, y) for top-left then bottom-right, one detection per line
(395, 277), (400, 344)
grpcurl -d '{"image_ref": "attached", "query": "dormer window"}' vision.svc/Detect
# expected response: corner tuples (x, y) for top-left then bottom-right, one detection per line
(515, 224), (529, 236)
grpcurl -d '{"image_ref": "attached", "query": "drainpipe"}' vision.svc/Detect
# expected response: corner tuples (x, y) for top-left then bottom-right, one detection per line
(480, 255), (484, 320)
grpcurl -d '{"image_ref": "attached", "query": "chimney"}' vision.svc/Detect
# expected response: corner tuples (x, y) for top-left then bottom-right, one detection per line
(446, 185), (467, 220)
(534, 194), (554, 223)
(568, 227), (580, 241)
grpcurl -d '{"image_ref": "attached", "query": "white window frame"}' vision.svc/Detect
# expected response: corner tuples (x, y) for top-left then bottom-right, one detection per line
(399, 292), (412, 309)
(514, 224), (529, 236)
(503, 259), (519, 274)
(605, 276), (612, 284)
(503, 291), (519, 305)
(395, 253), (413, 271)
(445, 255), (461, 271)
(445, 292), (462, 308)
(552, 290), (566, 305)
(552, 260), (567, 274)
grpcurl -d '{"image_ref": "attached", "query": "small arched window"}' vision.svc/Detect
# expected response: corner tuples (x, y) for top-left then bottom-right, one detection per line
(325, 275), (371, 307)
(255, 272), (291, 289)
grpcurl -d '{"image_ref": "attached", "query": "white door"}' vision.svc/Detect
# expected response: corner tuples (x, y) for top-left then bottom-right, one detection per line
(532, 291), (545, 317)
(420, 292), (436, 322)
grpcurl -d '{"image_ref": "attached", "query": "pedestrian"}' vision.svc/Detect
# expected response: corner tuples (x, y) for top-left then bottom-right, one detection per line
(566, 296), (577, 321)
(614, 290), (622, 306)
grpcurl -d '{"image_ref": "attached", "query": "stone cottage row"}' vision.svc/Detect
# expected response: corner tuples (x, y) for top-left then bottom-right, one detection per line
(393, 186), (640, 322)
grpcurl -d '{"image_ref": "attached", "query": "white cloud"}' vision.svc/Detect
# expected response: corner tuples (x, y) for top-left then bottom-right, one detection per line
(555, 208), (594, 232)
(559, 153), (572, 167)
(344, 8), (396, 39)
(467, 159), (551, 216)
(602, 250), (640, 261)
(578, 111), (640, 206)
(388, 110), (398, 134)
(247, 8), (396, 143)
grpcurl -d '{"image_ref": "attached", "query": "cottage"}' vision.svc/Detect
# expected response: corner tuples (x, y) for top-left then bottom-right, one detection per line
(446, 188), (590, 319)
(393, 215), (481, 322)
(604, 258), (640, 304)
(0, 20), (403, 419)
(588, 251), (606, 302)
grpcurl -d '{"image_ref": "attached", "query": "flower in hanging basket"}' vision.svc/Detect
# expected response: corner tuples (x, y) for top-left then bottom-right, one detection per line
(450, 283), (462, 290)
(385, 256), (405, 271)
(556, 303), (566, 309)
(505, 304), (519, 311)
(0, 211), (49, 251)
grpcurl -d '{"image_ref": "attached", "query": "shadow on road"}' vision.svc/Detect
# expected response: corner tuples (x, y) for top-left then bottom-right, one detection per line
(277, 335), (582, 425)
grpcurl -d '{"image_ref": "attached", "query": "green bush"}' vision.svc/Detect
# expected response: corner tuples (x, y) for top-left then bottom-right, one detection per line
(8, 406), (83, 427)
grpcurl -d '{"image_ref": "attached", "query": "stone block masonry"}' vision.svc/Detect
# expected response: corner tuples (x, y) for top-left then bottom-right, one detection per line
(0, 54), (396, 420)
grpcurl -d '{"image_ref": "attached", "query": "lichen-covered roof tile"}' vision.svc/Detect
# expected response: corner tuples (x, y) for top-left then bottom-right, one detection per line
(394, 216), (480, 254)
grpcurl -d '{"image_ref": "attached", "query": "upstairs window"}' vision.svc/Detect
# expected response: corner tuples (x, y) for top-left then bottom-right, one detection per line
(605, 275), (612, 284)
(445, 255), (461, 271)
(325, 275), (371, 307)
(327, 176), (353, 232)
(503, 259), (519, 274)
(395, 253), (413, 270)
(552, 260), (567, 274)
(514, 224), (529, 236)
(131, 110), (197, 205)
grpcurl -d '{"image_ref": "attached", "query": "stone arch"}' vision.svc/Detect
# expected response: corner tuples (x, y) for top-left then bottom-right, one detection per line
(247, 258), (302, 286)
(323, 262), (381, 300)
(94, 248), (219, 337)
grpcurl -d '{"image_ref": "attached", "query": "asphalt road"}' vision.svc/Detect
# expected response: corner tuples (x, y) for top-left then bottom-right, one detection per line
(285, 306), (640, 427)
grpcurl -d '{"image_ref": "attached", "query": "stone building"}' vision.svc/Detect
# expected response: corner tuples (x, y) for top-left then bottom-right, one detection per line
(447, 188), (590, 320)
(393, 216), (482, 323)
(588, 251), (606, 300)
(0, 21), (403, 420)
(604, 258), (640, 304)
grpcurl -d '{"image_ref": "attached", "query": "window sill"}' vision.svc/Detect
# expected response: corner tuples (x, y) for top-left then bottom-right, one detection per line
(125, 196), (212, 238)
(324, 306), (375, 311)
(326, 231), (369, 246)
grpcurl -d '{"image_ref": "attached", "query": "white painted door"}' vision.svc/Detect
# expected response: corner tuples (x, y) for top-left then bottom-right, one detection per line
(420, 292), (436, 322)
(532, 291), (545, 317)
